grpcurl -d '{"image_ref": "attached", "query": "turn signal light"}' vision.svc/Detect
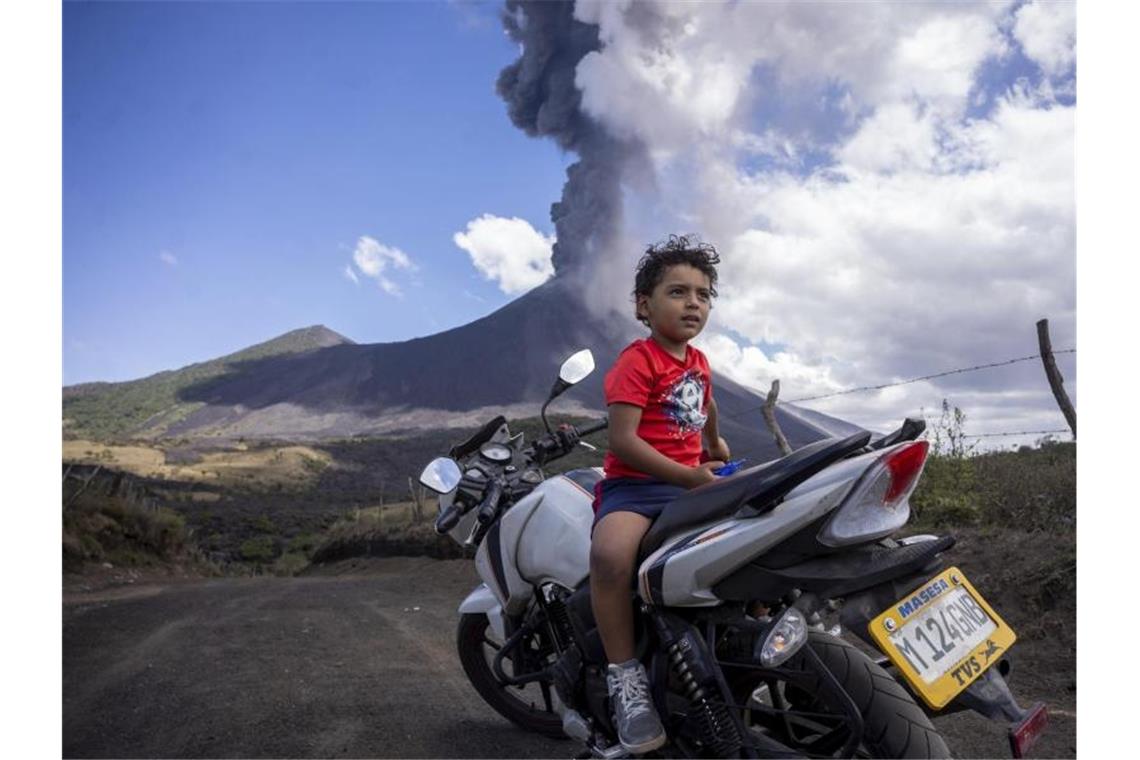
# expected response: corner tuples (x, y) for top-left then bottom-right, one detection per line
(756, 608), (807, 667)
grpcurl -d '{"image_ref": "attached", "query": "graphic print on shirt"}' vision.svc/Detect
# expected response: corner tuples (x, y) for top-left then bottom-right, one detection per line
(662, 369), (707, 437)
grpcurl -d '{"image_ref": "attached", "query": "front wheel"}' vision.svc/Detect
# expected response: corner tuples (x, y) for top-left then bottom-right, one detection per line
(456, 612), (567, 739)
(728, 631), (951, 758)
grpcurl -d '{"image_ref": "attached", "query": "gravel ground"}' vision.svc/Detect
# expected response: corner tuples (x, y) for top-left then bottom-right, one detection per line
(63, 557), (1074, 758)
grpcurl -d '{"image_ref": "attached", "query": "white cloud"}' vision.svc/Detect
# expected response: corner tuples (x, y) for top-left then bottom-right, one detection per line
(693, 331), (844, 402)
(343, 264), (359, 285)
(1013, 1), (1077, 79)
(158, 250), (178, 267)
(573, 1), (1009, 163)
(349, 236), (415, 297)
(570, 1), (1074, 443)
(453, 214), (555, 294)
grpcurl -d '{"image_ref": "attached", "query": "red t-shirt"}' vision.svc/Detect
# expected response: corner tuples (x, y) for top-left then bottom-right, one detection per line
(603, 337), (712, 479)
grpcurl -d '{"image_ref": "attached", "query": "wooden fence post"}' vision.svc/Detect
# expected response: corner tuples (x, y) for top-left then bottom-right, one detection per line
(762, 380), (794, 457)
(1036, 319), (1076, 439)
(408, 476), (423, 522)
(65, 465), (102, 508)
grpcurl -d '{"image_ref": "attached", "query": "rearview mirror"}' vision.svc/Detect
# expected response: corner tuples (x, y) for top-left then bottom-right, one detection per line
(559, 349), (595, 386)
(420, 457), (462, 494)
(543, 349), (596, 433)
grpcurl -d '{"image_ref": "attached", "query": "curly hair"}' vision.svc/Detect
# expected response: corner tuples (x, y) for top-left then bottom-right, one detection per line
(632, 234), (721, 326)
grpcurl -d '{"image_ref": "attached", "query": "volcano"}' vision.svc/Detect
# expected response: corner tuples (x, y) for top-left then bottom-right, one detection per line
(64, 278), (862, 463)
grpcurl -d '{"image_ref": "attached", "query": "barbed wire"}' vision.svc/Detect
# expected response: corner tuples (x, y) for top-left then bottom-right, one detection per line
(716, 348), (1076, 422)
(961, 429), (1070, 439)
(785, 349), (1076, 404)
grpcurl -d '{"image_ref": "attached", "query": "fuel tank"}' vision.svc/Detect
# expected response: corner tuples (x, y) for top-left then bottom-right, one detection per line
(514, 469), (600, 588)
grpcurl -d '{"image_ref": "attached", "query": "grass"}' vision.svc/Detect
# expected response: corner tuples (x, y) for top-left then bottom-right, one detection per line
(307, 499), (465, 565)
(910, 441), (1076, 534)
(63, 489), (218, 575)
(62, 439), (333, 490)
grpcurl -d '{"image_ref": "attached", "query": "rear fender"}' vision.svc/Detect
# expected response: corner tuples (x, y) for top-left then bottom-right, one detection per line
(839, 565), (1047, 745)
(458, 583), (509, 641)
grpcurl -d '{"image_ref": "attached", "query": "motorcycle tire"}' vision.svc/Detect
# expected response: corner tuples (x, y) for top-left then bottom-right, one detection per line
(456, 613), (567, 740)
(730, 631), (952, 759)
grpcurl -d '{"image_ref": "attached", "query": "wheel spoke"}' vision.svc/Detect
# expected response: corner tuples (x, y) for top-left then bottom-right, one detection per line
(481, 636), (502, 651)
(800, 722), (854, 756)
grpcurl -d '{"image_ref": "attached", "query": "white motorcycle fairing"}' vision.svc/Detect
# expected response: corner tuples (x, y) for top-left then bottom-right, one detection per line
(636, 447), (907, 607)
(458, 583), (509, 640)
(469, 444), (912, 615)
(474, 469), (600, 615)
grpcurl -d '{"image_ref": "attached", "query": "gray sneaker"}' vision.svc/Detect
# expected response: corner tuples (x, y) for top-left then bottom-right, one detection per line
(607, 659), (666, 754)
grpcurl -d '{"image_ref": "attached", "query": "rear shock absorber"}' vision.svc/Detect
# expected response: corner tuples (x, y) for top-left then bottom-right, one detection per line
(653, 613), (743, 757)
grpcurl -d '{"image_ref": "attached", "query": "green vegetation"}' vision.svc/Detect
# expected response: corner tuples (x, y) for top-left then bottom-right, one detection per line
(310, 512), (464, 565)
(62, 326), (346, 441)
(239, 536), (278, 563)
(271, 552), (311, 577)
(63, 490), (214, 574)
(251, 513), (277, 534)
(911, 401), (1075, 533)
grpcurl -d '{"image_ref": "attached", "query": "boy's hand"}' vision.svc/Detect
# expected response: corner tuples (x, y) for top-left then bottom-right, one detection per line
(706, 436), (731, 462)
(685, 461), (724, 489)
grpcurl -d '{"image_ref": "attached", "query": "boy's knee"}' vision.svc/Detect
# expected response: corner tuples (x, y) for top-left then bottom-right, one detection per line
(590, 542), (635, 584)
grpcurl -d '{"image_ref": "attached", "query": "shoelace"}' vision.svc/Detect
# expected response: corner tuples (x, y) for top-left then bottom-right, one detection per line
(611, 667), (651, 719)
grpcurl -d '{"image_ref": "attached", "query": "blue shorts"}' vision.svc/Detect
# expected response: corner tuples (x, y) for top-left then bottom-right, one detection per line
(592, 476), (686, 529)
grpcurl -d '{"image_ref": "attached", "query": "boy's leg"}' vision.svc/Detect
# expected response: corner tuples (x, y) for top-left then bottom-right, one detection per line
(590, 510), (665, 753)
(590, 510), (653, 663)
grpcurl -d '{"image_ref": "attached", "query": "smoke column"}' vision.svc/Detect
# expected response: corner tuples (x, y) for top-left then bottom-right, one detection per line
(496, 0), (644, 285)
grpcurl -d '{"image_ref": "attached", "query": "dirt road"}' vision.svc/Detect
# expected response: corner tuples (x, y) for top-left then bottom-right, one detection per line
(63, 558), (1074, 758)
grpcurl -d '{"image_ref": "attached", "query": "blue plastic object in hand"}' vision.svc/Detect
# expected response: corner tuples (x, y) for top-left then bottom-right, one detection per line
(713, 459), (746, 477)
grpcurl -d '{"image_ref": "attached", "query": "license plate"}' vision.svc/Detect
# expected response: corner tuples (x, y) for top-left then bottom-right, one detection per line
(868, 566), (1016, 709)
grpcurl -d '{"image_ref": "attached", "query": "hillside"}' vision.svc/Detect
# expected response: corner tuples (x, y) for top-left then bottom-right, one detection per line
(60, 279), (863, 463)
(63, 326), (352, 440)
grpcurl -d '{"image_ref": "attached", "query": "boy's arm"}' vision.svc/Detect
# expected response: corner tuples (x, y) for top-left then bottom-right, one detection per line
(609, 403), (721, 489)
(703, 396), (731, 461)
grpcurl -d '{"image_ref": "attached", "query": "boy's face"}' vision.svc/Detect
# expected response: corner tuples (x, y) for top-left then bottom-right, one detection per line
(637, 264), (712, 343)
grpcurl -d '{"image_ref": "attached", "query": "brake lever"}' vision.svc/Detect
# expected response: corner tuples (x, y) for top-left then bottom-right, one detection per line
(464, 520), (482, 550)
(577, 441), (597, 452)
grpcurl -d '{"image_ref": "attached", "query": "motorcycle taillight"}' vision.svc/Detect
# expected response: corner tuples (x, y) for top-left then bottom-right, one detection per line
(817, 441), (930, 547)
(883, 441), (929, 505)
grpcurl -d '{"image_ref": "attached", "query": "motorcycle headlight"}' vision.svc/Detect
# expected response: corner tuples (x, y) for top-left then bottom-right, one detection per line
(818, 441), (929, 547)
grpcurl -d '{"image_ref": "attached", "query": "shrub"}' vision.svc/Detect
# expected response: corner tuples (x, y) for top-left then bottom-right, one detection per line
(63, 490), (200, 572)
(910, 444), (1075, 533)
(239, 535), (278, 563)
(272, 551), (309, 577)
(287, 532), (320, 556)
(251, 513), (277, 534)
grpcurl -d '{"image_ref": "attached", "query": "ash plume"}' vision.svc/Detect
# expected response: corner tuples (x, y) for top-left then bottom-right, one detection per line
(496, 0), (644, 284)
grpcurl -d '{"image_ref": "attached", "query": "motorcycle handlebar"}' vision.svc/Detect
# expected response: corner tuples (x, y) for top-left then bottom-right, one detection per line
(434, 503), (462, 534)
(576, 418), (608, 437)
(474, 477), (505, 526)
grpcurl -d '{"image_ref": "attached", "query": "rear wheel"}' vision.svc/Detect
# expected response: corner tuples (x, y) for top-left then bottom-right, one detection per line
(456, 612), (567, 739)
(728, 631), (951, 758)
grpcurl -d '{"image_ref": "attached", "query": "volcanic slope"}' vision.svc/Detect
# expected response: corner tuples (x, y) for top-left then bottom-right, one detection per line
(63, 280), (862, 462)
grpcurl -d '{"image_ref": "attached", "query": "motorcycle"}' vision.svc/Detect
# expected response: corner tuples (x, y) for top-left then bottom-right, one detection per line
(418, 349), (1049, 758)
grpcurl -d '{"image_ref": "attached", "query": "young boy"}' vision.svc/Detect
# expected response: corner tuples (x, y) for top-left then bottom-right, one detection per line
(590, 235), (730, 753)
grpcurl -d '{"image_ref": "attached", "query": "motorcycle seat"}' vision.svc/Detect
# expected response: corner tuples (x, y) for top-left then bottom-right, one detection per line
(637, 431), (871, 562)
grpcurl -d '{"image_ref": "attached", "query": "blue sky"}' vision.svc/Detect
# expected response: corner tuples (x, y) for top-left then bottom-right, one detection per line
(64, 1), (568, 384)
(61, 0), (1080, 448)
